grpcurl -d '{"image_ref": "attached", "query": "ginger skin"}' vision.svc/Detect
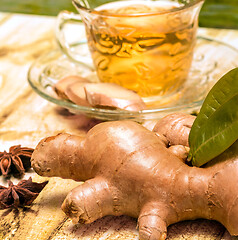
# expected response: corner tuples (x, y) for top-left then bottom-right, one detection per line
(31, 113), (238, 240)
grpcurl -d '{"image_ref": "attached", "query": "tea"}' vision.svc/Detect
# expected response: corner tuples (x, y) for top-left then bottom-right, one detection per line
(83, 0), (199, 99)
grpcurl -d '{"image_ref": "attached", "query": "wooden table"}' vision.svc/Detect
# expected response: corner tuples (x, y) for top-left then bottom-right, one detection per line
(0, 12), (238, 240)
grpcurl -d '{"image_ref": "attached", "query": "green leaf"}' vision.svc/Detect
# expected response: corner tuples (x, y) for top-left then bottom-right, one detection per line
(188, 68), (238, 167)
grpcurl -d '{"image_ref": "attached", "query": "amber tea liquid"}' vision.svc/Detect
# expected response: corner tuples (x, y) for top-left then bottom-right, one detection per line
(84, 0), (198, 100)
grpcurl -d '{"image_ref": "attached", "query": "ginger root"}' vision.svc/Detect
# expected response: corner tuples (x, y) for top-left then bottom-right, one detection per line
(54, 75), (89, 100)
(31, 113), (238, 240)
(54, 76), (146, 111)
(84, 82), (146, 111)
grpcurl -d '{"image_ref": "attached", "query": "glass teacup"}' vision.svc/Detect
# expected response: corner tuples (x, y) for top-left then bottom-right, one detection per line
(56, 0), (204, 103)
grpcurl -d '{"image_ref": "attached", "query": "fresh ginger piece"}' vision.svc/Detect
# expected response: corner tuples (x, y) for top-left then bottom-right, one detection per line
(55, 78), (146, 110)
(168, 145), (189, 162)
(65, 81), (91, 107)
(84, 82), (146, 111)
(153, 113), (196, 147)
(31, 113), (238, 240)
(54, 75), (89, 100)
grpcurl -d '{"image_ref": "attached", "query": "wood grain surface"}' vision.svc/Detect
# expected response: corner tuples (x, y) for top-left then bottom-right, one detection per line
(0, 12), (238, 240)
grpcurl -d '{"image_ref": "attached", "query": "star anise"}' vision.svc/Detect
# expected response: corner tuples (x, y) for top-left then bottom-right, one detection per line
(0, 177), (48, 209)
(0, 145), (34, 177)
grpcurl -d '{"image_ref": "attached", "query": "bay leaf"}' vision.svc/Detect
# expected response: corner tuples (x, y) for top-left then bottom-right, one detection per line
(188, 68), (238, 167)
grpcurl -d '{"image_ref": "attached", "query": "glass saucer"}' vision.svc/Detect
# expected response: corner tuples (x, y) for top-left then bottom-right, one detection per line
(28, 36), (238, 121)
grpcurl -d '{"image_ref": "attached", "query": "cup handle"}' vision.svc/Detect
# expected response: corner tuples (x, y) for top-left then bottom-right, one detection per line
(55, 10), (94, 69)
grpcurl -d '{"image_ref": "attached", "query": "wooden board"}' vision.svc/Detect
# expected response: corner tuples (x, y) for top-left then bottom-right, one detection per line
(0, 12), (238, 239)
